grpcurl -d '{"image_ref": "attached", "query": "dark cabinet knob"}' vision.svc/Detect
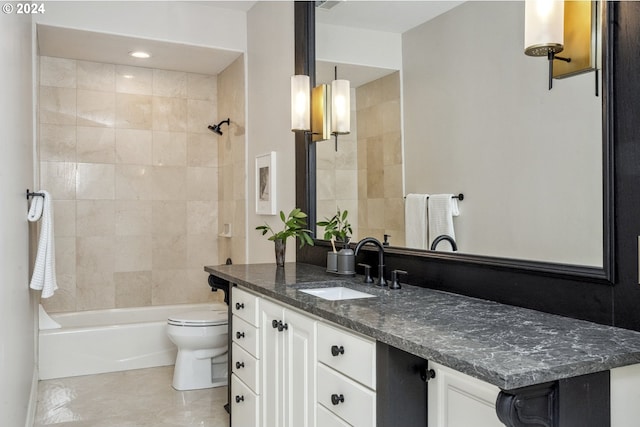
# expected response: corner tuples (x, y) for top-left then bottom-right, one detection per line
(236, 331), (245, 339)
(331, 345), (345, 356)
(272, 319), (289, 332)
(235, 361), (245, 369)
(235, 302), (245, 310)
(235, 395), (244, 403)
(331, 393), (345, 405)
(420, 367), (436, 382)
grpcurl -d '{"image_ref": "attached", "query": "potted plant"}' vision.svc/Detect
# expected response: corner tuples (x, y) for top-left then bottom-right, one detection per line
(256, 208), (314, 267)
(317, 208), (354, 274)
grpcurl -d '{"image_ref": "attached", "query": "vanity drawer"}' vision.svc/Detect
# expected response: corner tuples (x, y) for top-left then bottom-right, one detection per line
(232, 315), (259, 358)
(231, 374), (260, 427)
(232, 342), (259, 393)
(317, 363), (376, 427)
(317, 322), (376, 389)
(317, 403), (352, 427)
(232, 287), (260, 327)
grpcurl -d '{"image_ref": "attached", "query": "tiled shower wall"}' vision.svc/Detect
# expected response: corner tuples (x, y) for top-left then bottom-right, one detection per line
(38, 56), (224, 313)
(356, 71), (404, 246)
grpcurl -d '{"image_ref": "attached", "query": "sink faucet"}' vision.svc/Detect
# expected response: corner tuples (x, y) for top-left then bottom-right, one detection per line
(354, 237), (387, 287)
(430, 234), (458, 251)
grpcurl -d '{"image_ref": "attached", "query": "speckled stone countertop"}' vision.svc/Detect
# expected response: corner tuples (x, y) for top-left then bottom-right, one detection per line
(204, 262), (640, 390)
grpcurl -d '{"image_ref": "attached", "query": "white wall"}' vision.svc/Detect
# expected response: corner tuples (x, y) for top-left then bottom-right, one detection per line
(35, 1), (246, 52)
(0, 12), (37, 426)
(402, 1), (602, 266)
(246, 1), (296, 263)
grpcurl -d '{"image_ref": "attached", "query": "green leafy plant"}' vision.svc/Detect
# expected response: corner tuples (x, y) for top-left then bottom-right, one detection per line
(317, 208), (352, 250)
(256, 208), (314, 248)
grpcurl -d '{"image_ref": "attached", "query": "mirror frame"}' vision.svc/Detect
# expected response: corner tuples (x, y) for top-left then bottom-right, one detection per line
(296, 1), (614, 283)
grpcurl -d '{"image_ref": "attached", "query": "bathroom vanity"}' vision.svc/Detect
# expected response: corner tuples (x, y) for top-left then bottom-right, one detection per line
(206, 262), (640, 427)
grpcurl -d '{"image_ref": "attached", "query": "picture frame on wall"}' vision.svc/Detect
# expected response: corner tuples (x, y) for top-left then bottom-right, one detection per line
(256, 151), (276, 215)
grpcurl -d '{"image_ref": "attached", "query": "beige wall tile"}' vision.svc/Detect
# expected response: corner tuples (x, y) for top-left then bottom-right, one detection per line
(77, 61), (115, 92)
(115, 200), (152, 236)
(232, 160), (245, 201)
(152, 97), (187, 132)
(187, 133), (217, 167)
(384, 197), (405, 231)
(382, 132), (403, 166)
(187, 201), (217, 235)
(77, 126), (115, 164)
(316, 169), (336, 201)
(115, 235), (152, 272)
(384, 164), (403, 198)
(153, 70), (187, 98)
(54, 236), (76, 276)
(153, 131), (187, 166)
(77, 89), (116, 128)
(335, 170), (358, 200)
(152, 201), (186, 235)
(40, 124), (76, 162)
(381, 100), (401, 133)
(367, 198), (386, 229)
(53, 200), (76, 237)
(40, 56), (76, 88)
(116, 129), (152, 165)
(76, 200), (115, 237)
(40, 161), (76, 200)
(186, 167), (217, 201)
(187, 73), (217, 101)
(186, 268), (219, 302)
(187, 99), (216, 134)
(116, 93), (152, 130)
(151, 269), (191, 305)
(76, 163), (115, 200)
(76, 273), (115, 310)
(187, 234), (218, 269)
(152, 166), (187, 201)
(115, 165), (152, 200)
(335, 138), (357, 170)
(152, 235), (187, 270)
(76, 236), (114, 275)
(114, 271), (152, 308)
(116, 66), (152, 95)
(41, 274), (76, 313)
(40, 86), (76, 125)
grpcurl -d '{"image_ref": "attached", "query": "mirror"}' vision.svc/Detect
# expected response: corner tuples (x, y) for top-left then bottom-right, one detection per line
(312, 1), (606, 269)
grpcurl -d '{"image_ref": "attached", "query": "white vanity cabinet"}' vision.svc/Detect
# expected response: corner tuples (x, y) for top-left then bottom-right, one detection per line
(427, 361), (503, 427)
(231, 287), (261, 427)
(259, 298), (316, 427)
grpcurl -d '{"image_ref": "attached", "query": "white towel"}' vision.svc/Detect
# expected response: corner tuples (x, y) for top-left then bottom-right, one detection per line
(28, 190), (58, 298)
(428, 194), (460, 252)
(405, 194), (429, 249)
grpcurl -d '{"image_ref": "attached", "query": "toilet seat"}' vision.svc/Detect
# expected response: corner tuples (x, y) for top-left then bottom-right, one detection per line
(168, 310), (227, 327)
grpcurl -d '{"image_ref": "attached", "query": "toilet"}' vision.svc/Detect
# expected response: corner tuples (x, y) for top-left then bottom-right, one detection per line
(167, 308), (229, 391)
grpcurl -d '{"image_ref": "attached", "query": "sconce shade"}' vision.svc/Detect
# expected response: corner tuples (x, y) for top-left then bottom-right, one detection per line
(524, 0), (565, 56)
(291, 75), (310, 131)
(331, 79), (350, 134)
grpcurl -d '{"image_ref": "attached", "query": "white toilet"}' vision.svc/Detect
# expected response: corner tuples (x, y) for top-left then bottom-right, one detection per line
(167, 308), (229, 391)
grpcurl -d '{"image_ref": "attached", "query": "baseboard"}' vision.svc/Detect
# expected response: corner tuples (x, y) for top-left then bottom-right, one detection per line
(24, 366), (38, 427)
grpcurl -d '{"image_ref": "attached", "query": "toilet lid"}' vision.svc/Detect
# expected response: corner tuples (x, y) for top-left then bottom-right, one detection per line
(168, 310), (228, 326)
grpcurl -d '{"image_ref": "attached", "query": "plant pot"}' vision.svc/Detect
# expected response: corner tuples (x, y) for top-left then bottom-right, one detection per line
(274, 239), (286, 267)
(327, 252), (338, 273)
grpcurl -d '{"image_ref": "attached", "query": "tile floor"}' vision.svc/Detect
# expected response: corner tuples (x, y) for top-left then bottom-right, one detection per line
(34, 366), (229, 427)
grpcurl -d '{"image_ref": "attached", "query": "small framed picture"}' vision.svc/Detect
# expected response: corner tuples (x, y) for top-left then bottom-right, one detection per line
(256, 151), (276, 215)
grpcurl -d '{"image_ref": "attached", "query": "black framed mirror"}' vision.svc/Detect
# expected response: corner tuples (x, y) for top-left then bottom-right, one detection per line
(296, 1), (614, 284)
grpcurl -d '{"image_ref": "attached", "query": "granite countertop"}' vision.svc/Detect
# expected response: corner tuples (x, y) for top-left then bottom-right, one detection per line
(204, 262), (640, 390)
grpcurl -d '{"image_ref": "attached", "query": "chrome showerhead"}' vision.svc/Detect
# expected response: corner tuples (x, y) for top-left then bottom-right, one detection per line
(208, 118), (230, 135)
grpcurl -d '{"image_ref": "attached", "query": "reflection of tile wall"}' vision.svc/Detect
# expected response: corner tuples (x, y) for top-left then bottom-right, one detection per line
(356, 72), (405, 246)
(217, 56), (246, 264)
(316, 88), (358, 241)
(39, 56), (222, 313)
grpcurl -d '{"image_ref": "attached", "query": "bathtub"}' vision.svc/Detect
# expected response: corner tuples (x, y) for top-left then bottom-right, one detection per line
(38, 303), (227, 380)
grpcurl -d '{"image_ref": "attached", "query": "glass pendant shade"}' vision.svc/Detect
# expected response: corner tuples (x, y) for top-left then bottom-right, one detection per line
(331, 79), (350, 134)
(524, 0), (564, 56)
(291, 75), (310, 131)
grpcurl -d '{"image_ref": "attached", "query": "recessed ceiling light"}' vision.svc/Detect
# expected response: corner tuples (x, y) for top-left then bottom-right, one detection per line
(129, 51), (151, 59)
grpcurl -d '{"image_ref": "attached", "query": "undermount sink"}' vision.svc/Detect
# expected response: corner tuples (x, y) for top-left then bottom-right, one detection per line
(298, 287), (376, 301)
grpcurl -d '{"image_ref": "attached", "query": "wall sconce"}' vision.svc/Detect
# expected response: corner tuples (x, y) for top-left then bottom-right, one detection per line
(291, 69), (350, 144)
(524, 0), (599, 90)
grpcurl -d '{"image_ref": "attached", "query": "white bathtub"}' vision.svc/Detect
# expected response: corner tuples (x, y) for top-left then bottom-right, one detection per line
(38, 303), (227, 380)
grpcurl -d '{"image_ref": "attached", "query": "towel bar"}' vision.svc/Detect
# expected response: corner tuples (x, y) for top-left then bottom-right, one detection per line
(404, 193), (464, 201)
(26, 189), (45, 199)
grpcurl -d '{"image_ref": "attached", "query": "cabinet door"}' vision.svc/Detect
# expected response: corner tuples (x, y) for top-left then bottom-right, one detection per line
(284, 308), (316, 427)
(260, 299), (285, 427)
(427, 362), (502, 427)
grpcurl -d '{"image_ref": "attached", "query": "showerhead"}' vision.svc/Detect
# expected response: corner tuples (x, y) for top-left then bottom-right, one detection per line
(208, 118), (230, 136)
